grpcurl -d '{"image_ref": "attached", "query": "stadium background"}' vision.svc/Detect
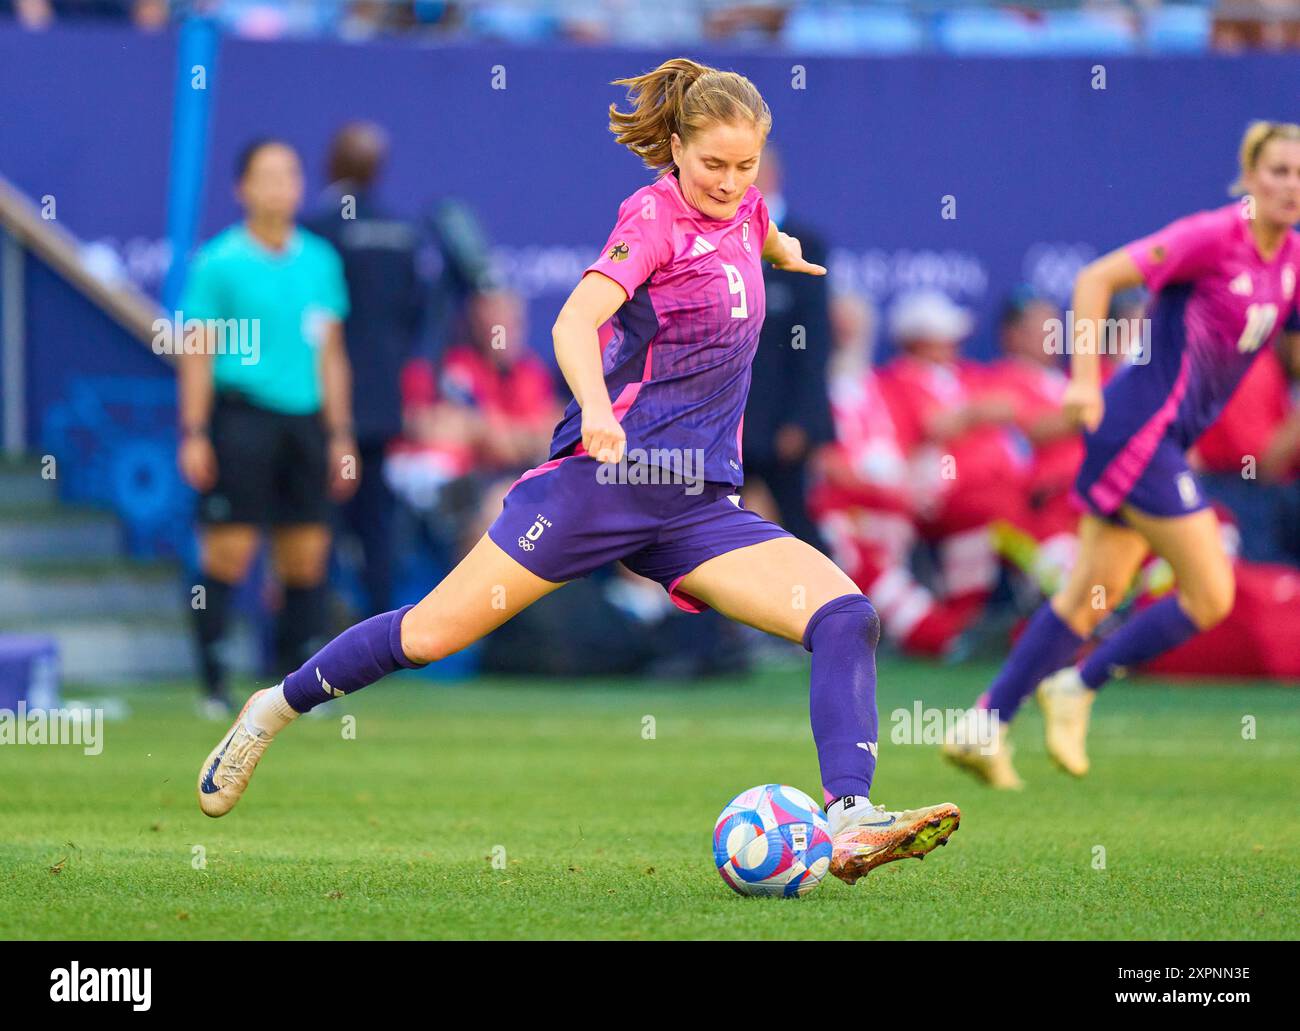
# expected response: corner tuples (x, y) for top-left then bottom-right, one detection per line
(0, 2), (1298, 946)
(1, 3), (1298, 687)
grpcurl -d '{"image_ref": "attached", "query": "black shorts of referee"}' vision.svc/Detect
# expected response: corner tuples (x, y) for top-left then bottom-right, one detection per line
(197, 391), (330, 526)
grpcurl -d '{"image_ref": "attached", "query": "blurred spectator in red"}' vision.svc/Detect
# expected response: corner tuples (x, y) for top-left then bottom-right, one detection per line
(809, 290), (1001, 657)
(874, 289), (1029, 650)
(815, 292), (910, 519)
(811, 292), (927, 653)
(387, 289), (559, 526)
(981, 290), (1083, 591)
(438, 288), (559, 470)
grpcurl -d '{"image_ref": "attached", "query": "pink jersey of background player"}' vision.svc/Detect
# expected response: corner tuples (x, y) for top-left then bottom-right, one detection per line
(1079, 202), (1300, 515)
(547, 168), (770, 486)
(1076, 201), (1300, 520)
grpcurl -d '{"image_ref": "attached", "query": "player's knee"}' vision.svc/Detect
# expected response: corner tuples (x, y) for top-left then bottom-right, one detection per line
(204, 546), (255, 584)
(1052, 594), (1095, 636)
(858, 597), (882, 649)
(1182, 575), (1235, 630)
(399, 610), (450, 665)
(804, 593), (879, 652)
(1055, 576), (1125, 634)
(278, 560), (328, 589)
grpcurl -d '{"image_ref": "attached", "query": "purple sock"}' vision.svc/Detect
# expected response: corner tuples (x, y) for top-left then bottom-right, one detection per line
(282, 604), (424, 713)
(1078, 595), (1199, 690)
(984, 602), (1084, 723)
(803, 594), (880, 804)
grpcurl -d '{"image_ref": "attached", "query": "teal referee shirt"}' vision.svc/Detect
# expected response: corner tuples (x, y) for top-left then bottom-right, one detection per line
(180, 225), (350, 415)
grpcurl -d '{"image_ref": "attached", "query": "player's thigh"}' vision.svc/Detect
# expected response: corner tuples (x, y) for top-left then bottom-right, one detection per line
(675, 535), (861, 644)
(270, 523), (332, 586)
(201, 523), (261, 582)
(1119, 505), (1234, 628)
(1051, 514), (1148, 631)
(400, 532), (566, 664)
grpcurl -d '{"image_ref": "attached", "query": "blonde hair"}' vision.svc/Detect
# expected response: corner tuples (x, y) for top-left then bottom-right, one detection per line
(1232, 119), (1300, 194)
(607, 58), (772, 175)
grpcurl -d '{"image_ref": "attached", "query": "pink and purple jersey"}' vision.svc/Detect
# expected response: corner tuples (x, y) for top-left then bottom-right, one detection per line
(547, 171), (771, 486)
(1115, 203), (1300, 448)
(1076, 203), (1300, 518)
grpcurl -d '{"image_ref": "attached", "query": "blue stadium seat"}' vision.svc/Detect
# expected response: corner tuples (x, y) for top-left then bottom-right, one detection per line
(1039, 10), (1139, 55)
(782, 3), (924, 55)
(1144, 5), (1213, 54)
(935, 10), (1045, 56)
(465, 4), (561, 44)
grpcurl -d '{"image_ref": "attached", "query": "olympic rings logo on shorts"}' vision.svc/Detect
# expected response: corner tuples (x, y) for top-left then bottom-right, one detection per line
(517, 537), (535, 551)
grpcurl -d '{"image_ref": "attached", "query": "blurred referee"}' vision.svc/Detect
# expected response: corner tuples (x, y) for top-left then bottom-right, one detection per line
(178, 139), (357, 716)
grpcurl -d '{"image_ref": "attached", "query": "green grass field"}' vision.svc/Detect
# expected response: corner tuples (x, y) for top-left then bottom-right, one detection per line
(1, 659), (1296, 940)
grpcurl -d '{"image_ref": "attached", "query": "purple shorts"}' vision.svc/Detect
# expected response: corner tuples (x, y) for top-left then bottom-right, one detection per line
(487, 454), (792, 613)
(1073, 430), (1207, 524)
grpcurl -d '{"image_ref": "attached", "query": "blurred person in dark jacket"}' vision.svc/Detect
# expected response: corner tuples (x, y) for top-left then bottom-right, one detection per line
(305, 121), (422, 614)
(743, 143), (834, 550)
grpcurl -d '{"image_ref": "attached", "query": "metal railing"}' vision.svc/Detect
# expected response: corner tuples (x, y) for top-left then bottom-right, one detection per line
(0, 175), (165, 455)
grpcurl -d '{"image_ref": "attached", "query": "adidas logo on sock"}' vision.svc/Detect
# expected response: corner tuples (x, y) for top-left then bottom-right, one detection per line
(316, 667), (343, 698)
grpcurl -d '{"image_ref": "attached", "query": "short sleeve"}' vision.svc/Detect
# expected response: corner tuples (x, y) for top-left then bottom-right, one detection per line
(1125, 210), (1223, 293)
(179, 247), (223, 321)
(317, 243), (350, 320)
(584, 189), (674, 300)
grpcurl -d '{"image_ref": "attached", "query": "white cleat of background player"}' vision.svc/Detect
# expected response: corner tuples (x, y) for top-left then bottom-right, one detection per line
(1036, 666), (1095, 777)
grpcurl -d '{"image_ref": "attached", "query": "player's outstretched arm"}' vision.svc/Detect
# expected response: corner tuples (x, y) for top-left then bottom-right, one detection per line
(762, 222), (827, 276)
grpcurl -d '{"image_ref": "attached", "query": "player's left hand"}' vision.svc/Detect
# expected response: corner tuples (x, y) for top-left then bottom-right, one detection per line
(768, 231), (827, 276)
(329, 432), (361, 502)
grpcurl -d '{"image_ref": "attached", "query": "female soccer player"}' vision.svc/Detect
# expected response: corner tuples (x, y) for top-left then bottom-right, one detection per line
(944, 120), (1300, 788)
(196, 58), (960, 885)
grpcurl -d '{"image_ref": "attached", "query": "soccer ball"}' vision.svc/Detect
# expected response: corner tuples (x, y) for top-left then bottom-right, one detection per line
(712, 783), (833, 898)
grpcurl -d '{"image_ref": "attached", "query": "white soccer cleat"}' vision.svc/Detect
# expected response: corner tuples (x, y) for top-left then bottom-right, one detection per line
(942, 708), (1023, 790)
(1036, 666), (1095, 777)
(197, 689), (275, 818)
(827, 798), (961, 886)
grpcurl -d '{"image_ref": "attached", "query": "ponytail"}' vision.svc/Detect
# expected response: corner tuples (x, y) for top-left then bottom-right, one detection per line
(607, 58), (771, 175)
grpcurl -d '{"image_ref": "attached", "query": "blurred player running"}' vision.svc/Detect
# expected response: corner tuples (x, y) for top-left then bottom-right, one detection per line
(196, 58), (960, 885)
(945, 121), (1300, 787)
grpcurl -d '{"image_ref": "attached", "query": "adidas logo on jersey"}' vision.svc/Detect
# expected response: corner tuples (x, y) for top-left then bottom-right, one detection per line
(1229, 272), (1254, 297)
(691, 235), (717, 256)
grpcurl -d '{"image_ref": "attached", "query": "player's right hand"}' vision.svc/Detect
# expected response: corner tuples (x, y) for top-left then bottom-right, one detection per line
(582, 406), (626, 464)
(180, 433), (218, 492)
(1062, 379), (1104, 433)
